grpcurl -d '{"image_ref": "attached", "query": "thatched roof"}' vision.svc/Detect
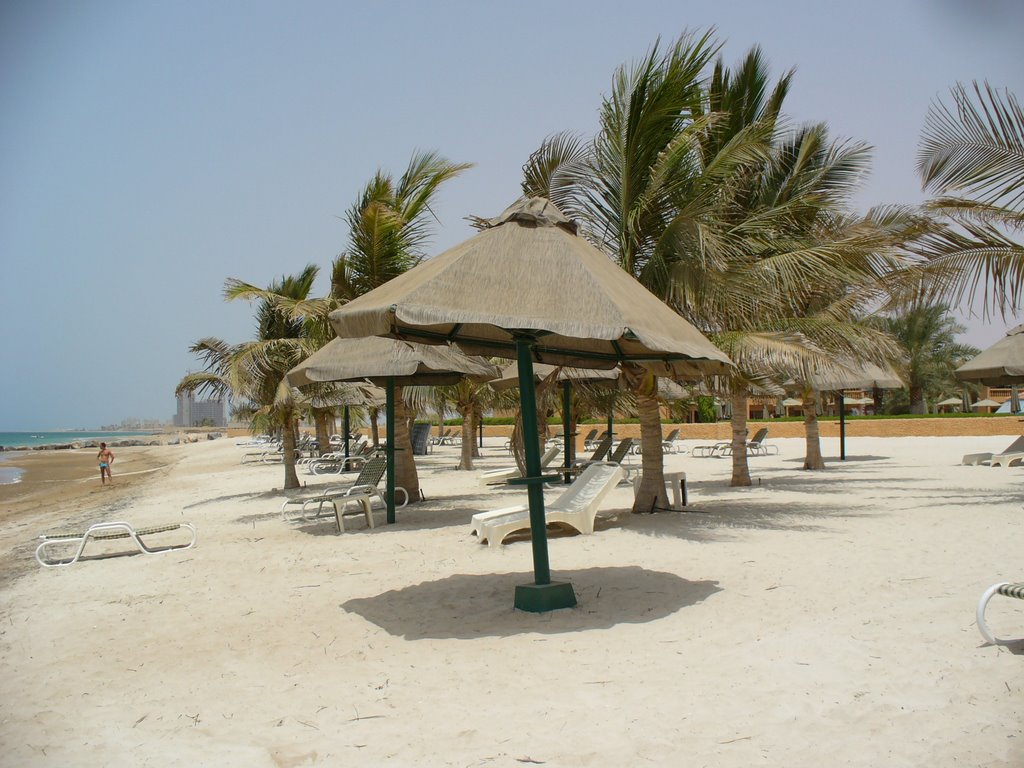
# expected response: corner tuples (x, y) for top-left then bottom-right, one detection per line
(802, 361), (904, 391)
(329, 198), (732, 380)
(287, 336), (500, 388)
(956, 324), (1024, 386)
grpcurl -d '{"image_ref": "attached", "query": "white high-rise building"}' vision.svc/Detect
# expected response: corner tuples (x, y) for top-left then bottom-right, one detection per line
(174, 390), (226, 427)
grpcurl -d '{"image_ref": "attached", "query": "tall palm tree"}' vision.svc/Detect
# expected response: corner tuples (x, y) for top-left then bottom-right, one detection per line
(526, 38), (915, 484)
(871, 303), (980, 413)
(177, 266), (320, 490)
(916, 82), (1024, 317)
(284, 151), (472, 502)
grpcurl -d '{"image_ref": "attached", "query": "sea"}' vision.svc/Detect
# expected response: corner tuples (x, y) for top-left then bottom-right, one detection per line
(0, 431), (157, 485)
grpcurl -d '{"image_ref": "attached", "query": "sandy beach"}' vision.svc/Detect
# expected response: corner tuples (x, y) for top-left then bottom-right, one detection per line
(0, 433), (1021, 766)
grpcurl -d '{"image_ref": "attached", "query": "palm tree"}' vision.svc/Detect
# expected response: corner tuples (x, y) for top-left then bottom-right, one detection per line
(916, 82), (1024, 318)
(871, 303), (980, 413)
(177, 266), (319, 490)
(284, 151), (472, 502)
(526, 39), (915, 484)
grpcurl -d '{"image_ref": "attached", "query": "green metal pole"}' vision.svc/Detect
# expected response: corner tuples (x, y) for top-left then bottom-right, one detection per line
(562, 380), (573, 484)
(385, 377), (396, 524)
(512, 335), (576, 612)
(838, 392), (846, 461)
(516, 339), (550, 585)
(343, 405), (350, 459)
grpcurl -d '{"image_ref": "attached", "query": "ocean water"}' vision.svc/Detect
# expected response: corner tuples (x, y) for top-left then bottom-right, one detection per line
(0, 431), (156, 450)
(0, 431), (158, 485)
(0, 461), (22, 485)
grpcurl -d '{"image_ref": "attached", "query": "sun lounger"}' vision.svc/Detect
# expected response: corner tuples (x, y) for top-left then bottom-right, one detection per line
(479, 444), (560, 485)
(241, 444), (283, 464)
(990, 452), (1024, 468)
(976, 581), (1024, 645)
(36, 521), (197, 567)
(472, 462), (625, 548)
(282, 456), (402, 521)
(962, 436), (1024, 466)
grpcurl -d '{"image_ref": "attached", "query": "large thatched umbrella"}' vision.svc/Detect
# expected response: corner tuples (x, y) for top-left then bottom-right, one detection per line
(288, 336), (500, 523)
(328, 197), (732, 612)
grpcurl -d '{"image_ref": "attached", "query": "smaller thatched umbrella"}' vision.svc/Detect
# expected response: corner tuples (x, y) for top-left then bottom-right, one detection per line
(956, 325), (1024, 386)
(289, 336), (500, 523)
(800, 361), (903, 460)
(971, 398), (1001, 412)
(490, 362), (619, 482)
(936, 396), (963, 413)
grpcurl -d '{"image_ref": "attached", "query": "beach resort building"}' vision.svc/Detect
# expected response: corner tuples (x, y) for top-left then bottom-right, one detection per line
(173, 390), (226, 427)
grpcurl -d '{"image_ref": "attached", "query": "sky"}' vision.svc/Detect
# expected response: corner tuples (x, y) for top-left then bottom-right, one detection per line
(1, 0), (1022, 431)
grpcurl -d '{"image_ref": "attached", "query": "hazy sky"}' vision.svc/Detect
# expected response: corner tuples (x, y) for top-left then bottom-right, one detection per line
(2, 0), (1022, 430)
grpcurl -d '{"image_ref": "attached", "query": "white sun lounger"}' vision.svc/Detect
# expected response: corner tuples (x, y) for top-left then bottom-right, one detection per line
(977, 581), (1024, 645)
(35, 521), (197, 567)
(989, 452), (1024, 468)
(472, 462), (625, 548)
(962, 436), (1024, 466)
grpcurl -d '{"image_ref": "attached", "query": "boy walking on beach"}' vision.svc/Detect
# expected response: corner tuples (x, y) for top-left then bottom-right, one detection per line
(97, 443), (114, 484)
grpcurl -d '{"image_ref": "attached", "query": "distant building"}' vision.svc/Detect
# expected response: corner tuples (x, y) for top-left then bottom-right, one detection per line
(174, 391), (226, 427)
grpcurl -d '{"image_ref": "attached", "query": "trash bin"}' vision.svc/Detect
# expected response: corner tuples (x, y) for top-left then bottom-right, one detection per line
(411, 423), (432, 456)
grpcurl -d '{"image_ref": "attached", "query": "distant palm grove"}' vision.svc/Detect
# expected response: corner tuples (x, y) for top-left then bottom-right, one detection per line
(179, 29), (1022, 497)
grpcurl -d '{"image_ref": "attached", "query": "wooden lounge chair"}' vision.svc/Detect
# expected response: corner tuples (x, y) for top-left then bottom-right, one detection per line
(36, 521), (197, 567)
(472, 462), (626, 548)
(281, 456), (401, 521)
(977, 581), (1024, 645)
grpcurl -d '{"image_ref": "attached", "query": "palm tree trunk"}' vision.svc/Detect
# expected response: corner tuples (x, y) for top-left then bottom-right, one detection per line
(282, 413), (300, 489)
(458, 408), (474, 469)
(632, 388), (669, 513)
(314, 409), (330, 456)
(909, 385), (927, 414)
(802, 388), (825, 470)
(369, 406), (380, 446)
(730, 389), (752, 487)
(392, 387), (422, 503)
(471, 408), (481, 458)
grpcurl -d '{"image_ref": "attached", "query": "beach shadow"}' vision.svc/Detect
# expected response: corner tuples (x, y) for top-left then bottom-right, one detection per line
(341, 566), (720, 638)
(780, 454), (890, 465)
(185, 490), (276, 509)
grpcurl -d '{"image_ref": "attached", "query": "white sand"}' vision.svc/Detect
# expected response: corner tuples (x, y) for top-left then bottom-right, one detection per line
(1, 434), (1022, 766)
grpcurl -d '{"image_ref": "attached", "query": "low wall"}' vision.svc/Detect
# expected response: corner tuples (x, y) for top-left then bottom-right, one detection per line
(232, 417), (1023, 452)
(469, 416), (1023, 450)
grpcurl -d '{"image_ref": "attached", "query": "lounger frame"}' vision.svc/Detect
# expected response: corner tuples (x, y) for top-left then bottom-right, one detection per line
(36, 522), (197, 568)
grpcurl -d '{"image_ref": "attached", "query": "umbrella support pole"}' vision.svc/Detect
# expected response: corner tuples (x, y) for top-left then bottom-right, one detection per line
(838, 392), (846, 461)
(513, 335), (576, 613)
(385, 378), (396, 524)
(563, 381), (573, 485)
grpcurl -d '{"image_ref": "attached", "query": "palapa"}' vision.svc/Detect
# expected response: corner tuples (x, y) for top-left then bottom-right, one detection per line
(288, 336), (500, 523)
(329, 198), (732, 378)
(329, 198), (732, 612)
(956, 324), (1024, 387)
